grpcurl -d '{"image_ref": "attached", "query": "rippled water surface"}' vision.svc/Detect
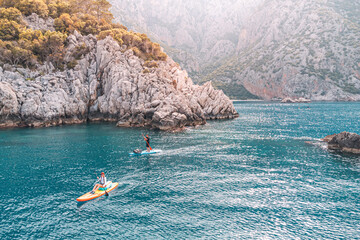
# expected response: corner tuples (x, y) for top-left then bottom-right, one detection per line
(1, 102), (360, 239)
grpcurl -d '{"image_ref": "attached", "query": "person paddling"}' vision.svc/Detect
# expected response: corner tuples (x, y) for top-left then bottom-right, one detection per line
(143, 134), (151, 152)
(91, 172), (107, 194)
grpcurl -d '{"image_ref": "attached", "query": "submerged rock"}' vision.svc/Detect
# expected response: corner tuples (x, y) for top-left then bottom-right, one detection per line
(0, 33), (238, 131)
(323, 132), (360, 154)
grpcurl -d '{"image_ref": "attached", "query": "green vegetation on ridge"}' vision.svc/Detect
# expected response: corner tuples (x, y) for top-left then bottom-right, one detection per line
(0, 0), (166, 70)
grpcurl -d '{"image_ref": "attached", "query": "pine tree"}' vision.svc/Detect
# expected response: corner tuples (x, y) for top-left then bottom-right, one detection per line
(91, 0), (113, 21)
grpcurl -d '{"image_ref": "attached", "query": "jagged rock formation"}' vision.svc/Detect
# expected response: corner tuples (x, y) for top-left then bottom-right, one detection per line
(111, 0), (360, 101)
(0, 31), (238, 130)
(109, 0), (262, 79)
(199, 0), (360, 100)
(225, 0), (360, 100)
(323, 132), (360, 154)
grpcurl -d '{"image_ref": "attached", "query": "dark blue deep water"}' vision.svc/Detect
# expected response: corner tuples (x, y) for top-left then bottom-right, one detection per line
(0, 102), (359, 239)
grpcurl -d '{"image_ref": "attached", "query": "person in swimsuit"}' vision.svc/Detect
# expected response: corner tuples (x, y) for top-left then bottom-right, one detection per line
(91, 172), (107, 194)
(143, 134), (150, 152)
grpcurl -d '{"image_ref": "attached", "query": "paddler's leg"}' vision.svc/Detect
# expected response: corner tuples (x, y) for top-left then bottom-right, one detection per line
(91, 184), (100, 194)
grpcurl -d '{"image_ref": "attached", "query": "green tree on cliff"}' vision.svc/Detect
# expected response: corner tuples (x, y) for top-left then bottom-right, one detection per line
(0, 7), (22, 23)
(0, 19), (22, 40)
(0, 0), (167, 69)
(91, 0), (113, 21)
(15, 0), (49, 17)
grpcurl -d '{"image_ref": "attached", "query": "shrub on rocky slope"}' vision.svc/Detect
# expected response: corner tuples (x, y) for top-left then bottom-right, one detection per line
(0, 0), (167, 70)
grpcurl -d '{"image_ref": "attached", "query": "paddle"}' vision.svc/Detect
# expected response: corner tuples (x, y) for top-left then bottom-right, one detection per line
(142, 134), (153, 150)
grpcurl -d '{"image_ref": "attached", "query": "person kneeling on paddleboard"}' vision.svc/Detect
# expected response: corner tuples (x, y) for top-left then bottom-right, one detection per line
(91, 172), (107, 194)
(143, 134), (150, 152)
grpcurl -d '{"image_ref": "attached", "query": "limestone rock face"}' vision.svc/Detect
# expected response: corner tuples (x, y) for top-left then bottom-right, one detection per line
(0, 33), (238, 130)
(113, 0), (360, 100)
(324, 132), (360, 154)
(205, 0), (360, 101)
(110, 0), (262, 78)
(0, 82), (20, 127)
(23, 13), (55, 31)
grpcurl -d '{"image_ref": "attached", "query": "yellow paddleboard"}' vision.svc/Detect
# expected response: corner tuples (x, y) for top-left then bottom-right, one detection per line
(76, 182), (119, 202)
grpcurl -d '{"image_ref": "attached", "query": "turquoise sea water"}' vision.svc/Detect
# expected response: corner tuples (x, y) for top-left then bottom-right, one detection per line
(0, 102), (359, 239)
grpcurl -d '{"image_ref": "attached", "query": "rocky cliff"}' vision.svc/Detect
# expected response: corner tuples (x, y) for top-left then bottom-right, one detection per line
(204, 0), (360, 101)
(111, 0), (360, 101)
(109, 0), (262, 80)
(0, 30), (238, 130)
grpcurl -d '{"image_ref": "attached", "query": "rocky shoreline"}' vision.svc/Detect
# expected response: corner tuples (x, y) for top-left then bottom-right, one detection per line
(281, 97), (311, 103)
(0, 31), (238, 131)
(322, 132), (360, 154)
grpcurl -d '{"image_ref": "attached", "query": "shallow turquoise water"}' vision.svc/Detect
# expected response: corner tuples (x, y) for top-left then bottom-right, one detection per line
(0, 102), (359, 239)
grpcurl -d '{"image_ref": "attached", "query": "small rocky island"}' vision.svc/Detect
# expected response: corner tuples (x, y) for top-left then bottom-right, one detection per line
(281, 97), (311, 103)
(322, 132), (360, 154)
(0, 2), (238, 131)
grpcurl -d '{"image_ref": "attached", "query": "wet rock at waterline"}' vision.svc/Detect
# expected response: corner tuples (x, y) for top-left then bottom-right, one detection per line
(323, 132), (360, 154)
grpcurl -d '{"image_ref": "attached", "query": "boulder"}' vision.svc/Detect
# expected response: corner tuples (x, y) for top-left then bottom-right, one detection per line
(322, 134), (336, 142)
(281, 97), (296, 103)
(324, 132), (360, 154)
